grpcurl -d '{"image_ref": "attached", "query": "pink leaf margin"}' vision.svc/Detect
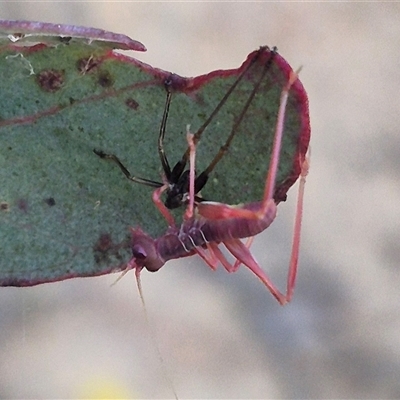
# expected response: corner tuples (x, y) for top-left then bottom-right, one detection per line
(0, 19), (146, 51)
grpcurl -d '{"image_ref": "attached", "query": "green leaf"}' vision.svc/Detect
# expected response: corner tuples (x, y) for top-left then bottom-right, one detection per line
(0, 20), (310, 286)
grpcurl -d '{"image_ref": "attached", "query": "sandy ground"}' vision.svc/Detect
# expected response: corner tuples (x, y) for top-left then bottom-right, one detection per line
(1, 3), (399, 399)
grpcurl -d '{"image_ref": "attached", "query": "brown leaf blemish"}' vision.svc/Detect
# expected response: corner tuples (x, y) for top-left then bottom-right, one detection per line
(36, 69), (65, 92)
(125, 98), (139, 110)
(93, 233), (115, 264)
(0, 202), (10, 212)
(44, 197), (56, 206)
(93, 233), (128, 265)
(76, 56), (101, 74)
(97, 70), (113, 88)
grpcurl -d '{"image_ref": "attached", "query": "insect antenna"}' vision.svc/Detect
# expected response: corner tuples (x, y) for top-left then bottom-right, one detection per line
(157, 88), (175, 181)
(190, 47), (276, 150)
(109, 265), (179, 399)
(195, 48), (277, 187)
(134, 268), (179, 400)
(161, 47), (277, 209)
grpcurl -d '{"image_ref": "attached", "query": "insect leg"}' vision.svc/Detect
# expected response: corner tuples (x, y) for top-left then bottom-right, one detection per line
(193, 241), (239, 273)
(93, 149), (162, 188)
(224, 238), (288, 305)
(194, 69), (305, 304)
(262, 69), (302, 208)
(193, 245), (219, 271)
(194, 49), (277, 192)
(231, 236), (254, 271)
(152, 184), (176, 227)
(95, 147), (177, 227)
(172, 47), (276, 184)
(207, 242), (239, 273)
(196, 68), (300, 221)
(196, 239), (257, 274)
(192, 47), (275, 149)
(93, 83), (175, 190)
(225, 153), (308, 304)
(184, 126), (197, 220)
(286, 153), (309, 301)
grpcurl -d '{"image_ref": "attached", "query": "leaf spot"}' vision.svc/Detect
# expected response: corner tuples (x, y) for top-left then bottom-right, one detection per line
(36, 69), (65, 92)
(97, 71), (113, 88)
(44, 197), (56, 206)
(125, 97), (139, 110)
(93, 233), (128, 265)
(0, 202), (10, 212)
(93, 233), (116, 264)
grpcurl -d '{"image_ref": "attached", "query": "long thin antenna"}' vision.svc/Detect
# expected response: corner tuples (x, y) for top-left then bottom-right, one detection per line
(135, 269), (179, 400)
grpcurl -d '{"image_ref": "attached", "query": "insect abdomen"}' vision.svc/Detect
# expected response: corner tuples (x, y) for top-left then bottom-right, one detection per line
(157, 200), (277, 264)
(200, 201), (277, 242)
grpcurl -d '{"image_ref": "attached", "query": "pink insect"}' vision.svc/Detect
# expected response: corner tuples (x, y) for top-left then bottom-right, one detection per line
(124, 68), (308, 306)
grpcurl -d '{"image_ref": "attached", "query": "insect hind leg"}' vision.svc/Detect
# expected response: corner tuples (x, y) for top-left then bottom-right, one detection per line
(195, 68), (307, 304)
(184, 125), (197, 220)
(190, 48), (278, 201)
(225, 152), (309, 305)
(224, 238), (288, 305)
(196, 68), (301, 222)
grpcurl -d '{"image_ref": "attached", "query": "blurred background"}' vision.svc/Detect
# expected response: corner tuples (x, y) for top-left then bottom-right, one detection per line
(1, 3), (400, 398)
